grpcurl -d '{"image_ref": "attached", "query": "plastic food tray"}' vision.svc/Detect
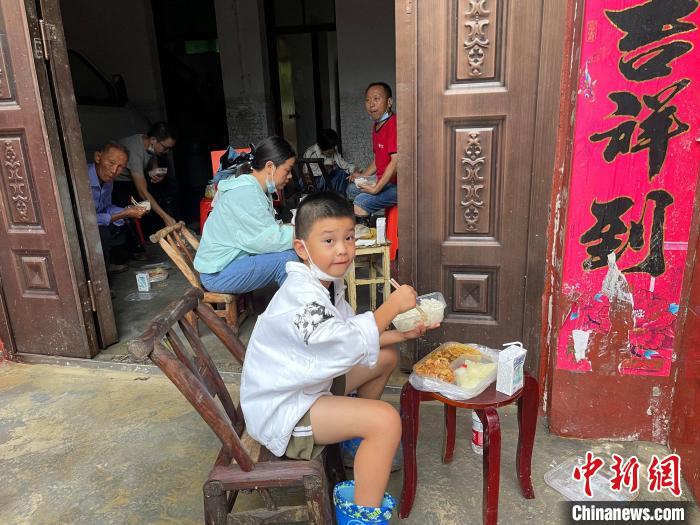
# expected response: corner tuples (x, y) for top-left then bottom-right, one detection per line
(410, 342), (499, 400)
(392, 292), (447, 332)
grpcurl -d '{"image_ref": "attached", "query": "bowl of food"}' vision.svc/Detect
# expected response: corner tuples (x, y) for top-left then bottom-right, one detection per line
(130, 196), (151, 212)
(392, 292), (447, 332)
(411, 342), (499, 399)
(354, 174), (377, 187)
(413, 342), (482, 383)
(147, 267), (168, 283)
(148, 167), (168, 183)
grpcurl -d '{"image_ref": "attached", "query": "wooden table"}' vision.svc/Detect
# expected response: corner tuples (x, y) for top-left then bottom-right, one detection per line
(345, 241), (391, 311)
(399, 373), (539, 524)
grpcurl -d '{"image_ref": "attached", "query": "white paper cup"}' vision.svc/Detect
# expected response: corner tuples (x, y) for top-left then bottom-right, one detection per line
(135, 272), (151, 292)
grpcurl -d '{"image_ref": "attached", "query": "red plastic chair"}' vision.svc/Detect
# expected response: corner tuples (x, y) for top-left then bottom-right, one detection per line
(386, 205), (398, 261)
(200, 148), (252, 234)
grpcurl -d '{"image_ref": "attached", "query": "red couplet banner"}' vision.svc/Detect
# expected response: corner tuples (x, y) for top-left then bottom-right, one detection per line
(557, 0), (700, 377)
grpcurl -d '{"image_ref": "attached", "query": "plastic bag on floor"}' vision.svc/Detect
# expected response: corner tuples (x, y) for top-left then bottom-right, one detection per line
(125, 291), (157, 302)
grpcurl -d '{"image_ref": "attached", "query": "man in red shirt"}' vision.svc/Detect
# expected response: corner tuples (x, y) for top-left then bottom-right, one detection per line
(349, 82), (398, 222)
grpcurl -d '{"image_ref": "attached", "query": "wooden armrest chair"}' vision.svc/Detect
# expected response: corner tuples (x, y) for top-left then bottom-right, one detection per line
(128, 288), (346, 524)
(297, 157), (332, 192)
(150, 222), (248, 334)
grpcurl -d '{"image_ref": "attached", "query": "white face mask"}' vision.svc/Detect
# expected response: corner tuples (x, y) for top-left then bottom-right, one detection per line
(376, 110), (391, 123)
(301, 240), (344, 282)
(266, 167), (277, 195)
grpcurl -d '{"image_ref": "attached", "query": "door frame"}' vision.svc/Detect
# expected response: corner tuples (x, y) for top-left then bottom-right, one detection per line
(395, 0), (566, 374)
(263, 0), (339, 149)
(542, 0), (700, 424)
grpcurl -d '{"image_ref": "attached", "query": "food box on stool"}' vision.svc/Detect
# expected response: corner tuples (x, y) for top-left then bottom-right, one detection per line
(409, 342), (499, 400)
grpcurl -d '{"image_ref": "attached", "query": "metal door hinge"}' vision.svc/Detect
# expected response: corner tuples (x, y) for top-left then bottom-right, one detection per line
(36, 20), (57, 61)
(406, 0), (413, 14)
(86, 280), (97, 312)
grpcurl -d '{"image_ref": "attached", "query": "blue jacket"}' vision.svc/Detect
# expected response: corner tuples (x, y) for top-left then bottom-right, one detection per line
(194, 175), (293, 274)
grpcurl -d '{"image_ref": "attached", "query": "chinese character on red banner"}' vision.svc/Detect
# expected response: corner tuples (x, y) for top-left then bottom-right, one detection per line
(580, 189), (674, 275)
(648, 454), (682, 496)
(610, 453), (640, 493)
(573, 452), (605, 497)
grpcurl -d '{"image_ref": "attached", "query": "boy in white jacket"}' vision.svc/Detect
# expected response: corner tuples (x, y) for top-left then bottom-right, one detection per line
(241, 191), (438, 508)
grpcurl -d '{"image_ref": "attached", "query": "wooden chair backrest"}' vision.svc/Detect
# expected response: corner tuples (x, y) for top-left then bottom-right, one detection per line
(128, 288), (255, 470)
(150, 222), (202, 290)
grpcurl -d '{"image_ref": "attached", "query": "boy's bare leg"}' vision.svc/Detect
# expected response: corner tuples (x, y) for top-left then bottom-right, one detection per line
(344, 346), (398, 399)
(310, 395), (401, 507)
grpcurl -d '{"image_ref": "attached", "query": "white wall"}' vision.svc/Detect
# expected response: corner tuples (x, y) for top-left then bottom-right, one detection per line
(59, 0), (166, 123)
(335, 0), (396, 168)
(214, 0), (274, 146)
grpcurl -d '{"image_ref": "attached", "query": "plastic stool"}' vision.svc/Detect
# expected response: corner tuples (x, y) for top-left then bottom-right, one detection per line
(386, 206), (398, 261)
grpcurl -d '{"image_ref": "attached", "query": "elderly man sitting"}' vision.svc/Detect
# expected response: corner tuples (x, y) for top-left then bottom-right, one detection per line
(89, 141), (148, 274)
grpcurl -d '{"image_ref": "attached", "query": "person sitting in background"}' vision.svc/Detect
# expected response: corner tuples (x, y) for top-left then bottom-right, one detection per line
(302, 128), (359, 194)
(89, 141), (147, 274)
(346, 82), (398, 224)
(194, 136), (299, 295)
(114, 121), (178, 228)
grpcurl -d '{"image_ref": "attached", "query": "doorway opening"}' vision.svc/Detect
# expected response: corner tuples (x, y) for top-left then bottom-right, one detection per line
(57, 0), (228, 353)
(21, 0), (398, 366)
(265, 0), (340, 155)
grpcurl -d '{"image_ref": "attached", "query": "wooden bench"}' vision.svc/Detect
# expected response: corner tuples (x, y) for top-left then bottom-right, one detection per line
(150, 222), (248, 334)
(128, 288), (345, 524)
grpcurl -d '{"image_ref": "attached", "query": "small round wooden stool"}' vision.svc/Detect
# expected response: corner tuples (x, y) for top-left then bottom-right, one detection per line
(399, 373), (539, 524)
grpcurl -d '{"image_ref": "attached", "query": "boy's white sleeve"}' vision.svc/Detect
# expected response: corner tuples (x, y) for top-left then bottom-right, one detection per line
(292, 300), (380, 383)
(335, 296), (357, 318)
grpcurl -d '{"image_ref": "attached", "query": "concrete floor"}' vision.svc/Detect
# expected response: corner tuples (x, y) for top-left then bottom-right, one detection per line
(1, 363), (694, 525)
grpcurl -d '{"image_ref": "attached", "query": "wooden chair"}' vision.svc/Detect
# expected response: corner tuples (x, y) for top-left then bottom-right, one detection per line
(128, 288), (345, 524)
(150, 222), (247, 334)
(297, 157), (332, 192)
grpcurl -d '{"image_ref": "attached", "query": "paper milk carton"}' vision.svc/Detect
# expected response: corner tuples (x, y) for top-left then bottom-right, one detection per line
(496, 341), (527, 395)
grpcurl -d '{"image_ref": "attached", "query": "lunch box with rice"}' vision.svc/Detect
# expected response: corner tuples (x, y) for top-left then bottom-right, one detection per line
(392, 292), (447, 332)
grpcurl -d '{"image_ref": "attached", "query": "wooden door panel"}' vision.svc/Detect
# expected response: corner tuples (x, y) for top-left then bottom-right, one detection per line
(454, 0), (502, 81)
(38, 0), (117, 347)
(417, 0), (542, 353)
(0, 0), (95, 357)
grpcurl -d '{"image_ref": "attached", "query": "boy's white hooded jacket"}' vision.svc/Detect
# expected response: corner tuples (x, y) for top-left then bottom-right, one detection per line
(240, 261), (380, 457)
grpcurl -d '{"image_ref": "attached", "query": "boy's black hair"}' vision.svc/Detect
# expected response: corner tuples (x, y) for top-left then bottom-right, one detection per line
(365, 81), (393, 99)
(317, 128), (340, 151)
(146, 121), (177, 142)
(295, 191), (355, 240)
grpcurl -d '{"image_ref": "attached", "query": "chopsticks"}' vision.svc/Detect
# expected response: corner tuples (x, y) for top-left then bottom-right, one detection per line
(389, 278), (428, 321)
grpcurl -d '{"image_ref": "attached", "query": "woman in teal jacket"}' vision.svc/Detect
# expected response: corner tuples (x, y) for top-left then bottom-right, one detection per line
(195, 136), (298, 294)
